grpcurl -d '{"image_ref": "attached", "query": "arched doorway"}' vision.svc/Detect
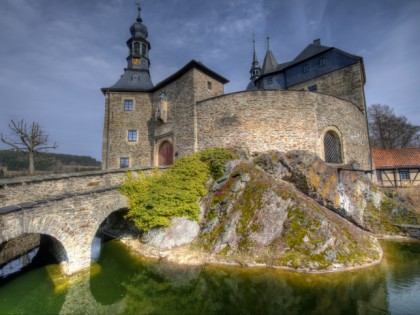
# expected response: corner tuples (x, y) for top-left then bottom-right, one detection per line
(158, 141), (173, 166)
(323, 131), (343, 164)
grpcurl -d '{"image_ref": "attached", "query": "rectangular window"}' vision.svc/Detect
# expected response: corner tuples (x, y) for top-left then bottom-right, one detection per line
(207, 81), (212, 90)
(308, 85), (317, 92)
(120, 157), (129, 168)
(128, 130), (137, 142)
(267, 77), (273, 85)
(319, 57), (326, 67)
(376, 170), (382, 181)
(400, 170), (410, 180)
(303, 64), (309, 73)
(124, 100), (133, 111)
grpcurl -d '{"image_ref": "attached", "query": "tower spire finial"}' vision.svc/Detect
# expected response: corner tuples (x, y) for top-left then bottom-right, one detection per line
(266, 34), (270, 50)
(135, 1), (142, 22)
(252, 33), (257, 63)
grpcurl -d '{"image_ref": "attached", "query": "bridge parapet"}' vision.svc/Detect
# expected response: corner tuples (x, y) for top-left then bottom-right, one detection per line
(0, 167), (165, 208)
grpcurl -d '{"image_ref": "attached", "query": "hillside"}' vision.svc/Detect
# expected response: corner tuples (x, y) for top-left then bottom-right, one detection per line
(0, 150), (101, 178)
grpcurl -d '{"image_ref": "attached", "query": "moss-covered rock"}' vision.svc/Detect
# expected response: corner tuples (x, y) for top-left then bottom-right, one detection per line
(255, 151), (418, 235)
(198, 160), (382, 271)
(121, 149), (417, 272)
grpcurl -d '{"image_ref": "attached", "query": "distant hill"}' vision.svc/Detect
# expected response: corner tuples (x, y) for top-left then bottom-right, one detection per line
(0, 150), (101, 178)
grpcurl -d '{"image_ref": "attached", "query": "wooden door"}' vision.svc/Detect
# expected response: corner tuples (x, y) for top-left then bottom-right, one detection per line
(158, 141), (173, 166)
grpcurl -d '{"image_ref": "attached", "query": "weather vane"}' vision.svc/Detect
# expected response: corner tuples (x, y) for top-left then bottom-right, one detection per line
(135, 1), (142, 21)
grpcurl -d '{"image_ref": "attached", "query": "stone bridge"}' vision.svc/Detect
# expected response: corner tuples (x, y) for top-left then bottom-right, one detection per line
(0, 167), (158, 276)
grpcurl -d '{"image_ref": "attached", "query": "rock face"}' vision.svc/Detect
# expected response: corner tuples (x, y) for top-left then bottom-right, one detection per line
(254, 151), (418, 235)
(129, 150), (418, 272)
(197, 159), (382, 271)
(141, 217), (200, 250)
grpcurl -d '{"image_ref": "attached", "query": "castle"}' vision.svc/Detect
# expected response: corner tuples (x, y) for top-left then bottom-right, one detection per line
(101, 6), (371, 170)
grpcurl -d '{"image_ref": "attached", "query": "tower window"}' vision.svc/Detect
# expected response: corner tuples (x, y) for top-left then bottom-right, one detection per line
(133, 42), (140, 55)
(141, 43), (147, 56)
(120, 157), (129, 168)
(319, 57), (326, 67)
(207, 81), (212, 90)
(128, 130), (137, 142)
(124, 100), (133, 111)
(324, 131), (343, 164)
(303, 64), (309, 73)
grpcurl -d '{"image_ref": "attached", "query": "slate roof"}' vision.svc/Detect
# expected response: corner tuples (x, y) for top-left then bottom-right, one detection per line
(258, 40), (362, 77)
(372, 147), (420, 169)
(292, 43), (331, 64)
(261, 49), (278, 74)
(102, 69), (154, 93)
(153, 60), (229, 91)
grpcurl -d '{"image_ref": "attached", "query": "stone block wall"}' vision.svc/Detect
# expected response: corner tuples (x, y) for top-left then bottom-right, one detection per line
(288, 63), (366, 112)
(196, 90), (371, 169)
(0, 168), (157, 208)
(152, 68), (224, 163)
(102, 91), (153, 169)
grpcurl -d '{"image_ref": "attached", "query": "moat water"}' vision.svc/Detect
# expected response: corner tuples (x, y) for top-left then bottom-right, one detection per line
(0, 240), (419, 315)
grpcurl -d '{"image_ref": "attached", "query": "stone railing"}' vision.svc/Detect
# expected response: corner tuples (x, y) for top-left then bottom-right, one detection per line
(0, 167), (166, 208)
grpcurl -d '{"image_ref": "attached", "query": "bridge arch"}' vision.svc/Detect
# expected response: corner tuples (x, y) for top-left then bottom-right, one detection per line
(0, 189), (127, 276)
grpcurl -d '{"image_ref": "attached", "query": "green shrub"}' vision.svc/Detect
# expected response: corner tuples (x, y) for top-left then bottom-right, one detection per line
(119, 148), (237, 231)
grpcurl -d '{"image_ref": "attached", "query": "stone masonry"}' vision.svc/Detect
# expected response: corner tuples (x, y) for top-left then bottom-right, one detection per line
(196, 90), (371, 170)
(0, 168), (160, 275)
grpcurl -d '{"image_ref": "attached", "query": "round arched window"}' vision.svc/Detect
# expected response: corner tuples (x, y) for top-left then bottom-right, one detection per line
(133, 42), (140, 55)
(324, 131), (343, 164)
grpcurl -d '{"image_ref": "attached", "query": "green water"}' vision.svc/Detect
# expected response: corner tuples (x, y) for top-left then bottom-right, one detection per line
(1, 240), (420, 315)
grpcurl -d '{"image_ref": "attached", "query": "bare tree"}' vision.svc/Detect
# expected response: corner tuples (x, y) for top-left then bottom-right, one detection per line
(368, 104), (420, 149)
(1, 119), (58, 175)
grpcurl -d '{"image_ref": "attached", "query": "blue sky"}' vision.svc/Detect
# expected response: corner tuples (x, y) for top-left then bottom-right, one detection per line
(0, 0), (419, 160)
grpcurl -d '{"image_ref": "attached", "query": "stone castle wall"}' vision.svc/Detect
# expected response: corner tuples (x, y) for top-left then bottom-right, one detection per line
(196, 90), (371, 169)
(152, 68), (224, 164)
(288, 63), (366, 112)
(102, 92), (153, 169)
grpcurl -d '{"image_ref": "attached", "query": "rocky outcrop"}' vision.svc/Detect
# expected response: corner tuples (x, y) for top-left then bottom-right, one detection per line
(141, 217), (200, 250)
(254, 151), (418, 235)
(197, 160), (382, 271)
(124, 150), (418, 272)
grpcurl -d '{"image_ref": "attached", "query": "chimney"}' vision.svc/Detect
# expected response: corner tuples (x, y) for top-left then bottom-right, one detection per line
(313, 39), (321, 45)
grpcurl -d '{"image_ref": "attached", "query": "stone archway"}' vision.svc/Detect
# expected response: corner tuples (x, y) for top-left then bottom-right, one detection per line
(158, 141), (173, 166)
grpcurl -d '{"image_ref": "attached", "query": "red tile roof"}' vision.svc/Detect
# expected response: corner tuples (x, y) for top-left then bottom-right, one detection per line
(372, 147), (420, 169)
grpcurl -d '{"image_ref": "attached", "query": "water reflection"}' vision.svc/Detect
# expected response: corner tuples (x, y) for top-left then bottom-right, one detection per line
(0, 247), (39, 278)
(0, 240), (419, 315)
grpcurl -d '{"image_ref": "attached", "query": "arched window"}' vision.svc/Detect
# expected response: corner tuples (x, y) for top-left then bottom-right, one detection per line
(141, 43), (147, 56)
(133, 42), (140, 55)
(324, 131), (343, 164)
(158, 141), (173, 166)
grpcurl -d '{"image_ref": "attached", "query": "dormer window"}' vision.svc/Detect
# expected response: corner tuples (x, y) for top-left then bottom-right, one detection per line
(319, 57), (326, 67)
(267, 77), (273, 85)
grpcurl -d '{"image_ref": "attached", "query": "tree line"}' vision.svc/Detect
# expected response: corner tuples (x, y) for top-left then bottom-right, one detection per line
(0, 150), (100, 171)
(368, 104), (419, 149)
